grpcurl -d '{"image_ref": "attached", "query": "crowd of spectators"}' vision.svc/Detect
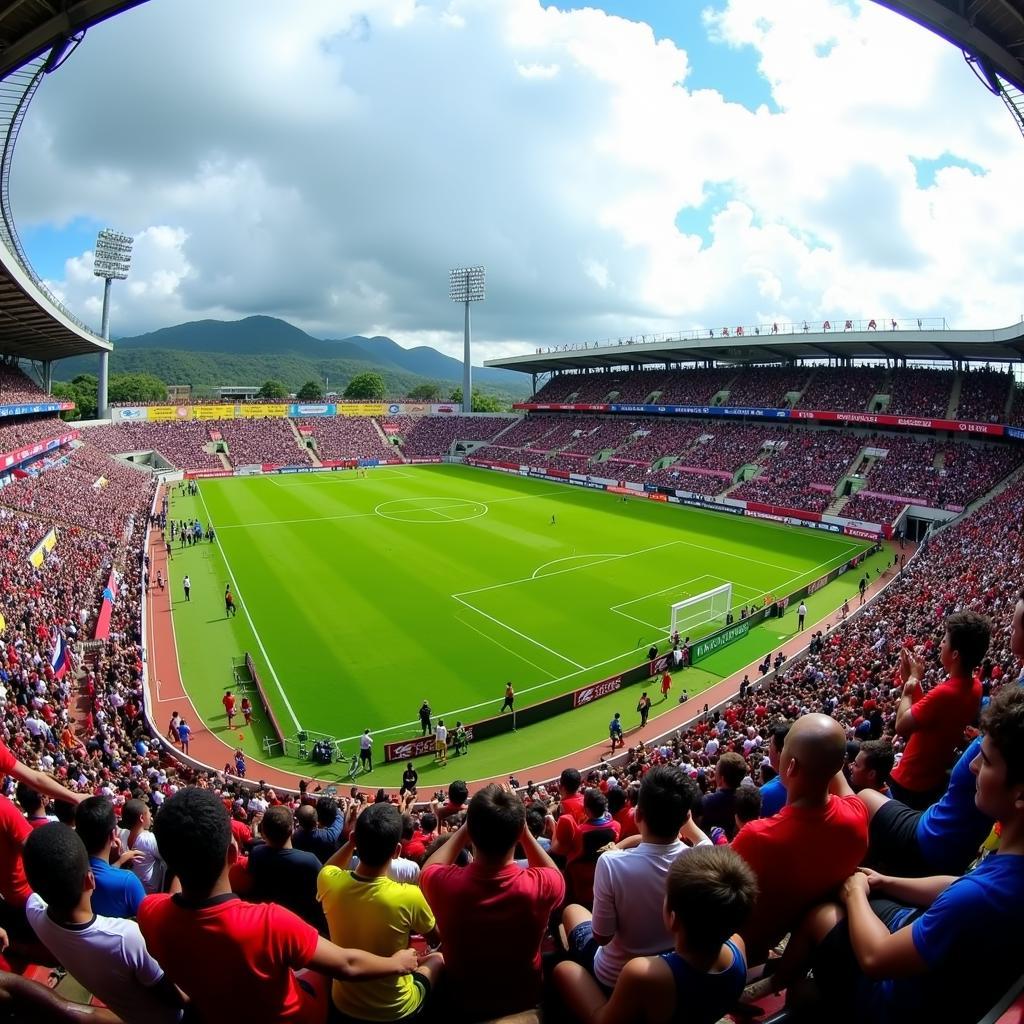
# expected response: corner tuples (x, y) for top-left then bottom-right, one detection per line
(0, 365), (47, 406)
(385, 415), (515, 458)
(796, 366), (886, 412)
(722, 368), (811, 408)
(731, 432), (864, 512)
(953, 368), (1013, 423)
(294, 417), (393, 462)
(885, 367), (955, 417)
(0, 416), (70, 454)
(610, 419), (704, 465)
(642, 466), (729, 495)
(838, 493), (907, 526)
(83, 422), (224, 471)
(1, 392), (1024, 1019)
(216, 418), (311, 468)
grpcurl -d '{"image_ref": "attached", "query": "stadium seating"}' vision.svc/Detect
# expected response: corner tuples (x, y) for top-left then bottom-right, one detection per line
(885, 367), (955, 417)
(954, 368), (1014, 423)
(388, 415), (516, 458)
(795, 366), (886, 412)
(217, 418), (311, 467)
(0, 364), (47, 405)
(0, 416), (70, 452)
(83, 421), (225, 471)
(721, 367), (811, 408)
(294, 416), (393, 461)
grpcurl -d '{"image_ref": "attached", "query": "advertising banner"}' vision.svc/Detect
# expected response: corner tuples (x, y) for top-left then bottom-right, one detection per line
(791, 408), (1003, 436)
(1007, 426), (1024, 441)
(289, 403), (337, 417)
(0, 401), (74, 418)
(337, 403), (387, 417)
(513, 403), (611, 412)
(745, 500), (822, 523)
(572, 674), (623, 709)
(692, 621), (750, 663)
(147, 405), (192, 421)
(112, 407), (147, 422)
(431, 404), (459, 415)
(2, 431), (78, 469)
(240, 403), (288, 418)
(28, 527), (58, 568)
(407, 457), (443, 464)
(235, 464), (263, 476)
(193, 404), (236, 420)
(184, 468), (233, 479)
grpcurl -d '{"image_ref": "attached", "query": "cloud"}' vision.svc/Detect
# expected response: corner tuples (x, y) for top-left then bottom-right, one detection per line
(12, 0), (1024, 359)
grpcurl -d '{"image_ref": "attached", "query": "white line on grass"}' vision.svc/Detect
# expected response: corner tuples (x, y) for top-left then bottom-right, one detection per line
(455, 614), (559, 679)
(218, 510), (378, 530)
(196, 485), (303, 733)
(450, 594), (584, 670)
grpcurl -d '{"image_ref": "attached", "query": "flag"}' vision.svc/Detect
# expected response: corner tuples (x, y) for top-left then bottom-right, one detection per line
(50, 629), (68, 680)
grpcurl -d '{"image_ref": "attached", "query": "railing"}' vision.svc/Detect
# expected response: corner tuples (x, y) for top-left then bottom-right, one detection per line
(0, 56), (101, 338)
(534, 317), (950, 355)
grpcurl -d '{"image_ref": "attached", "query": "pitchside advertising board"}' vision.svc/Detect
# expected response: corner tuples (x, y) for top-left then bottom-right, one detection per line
(0, 401), (74, 418)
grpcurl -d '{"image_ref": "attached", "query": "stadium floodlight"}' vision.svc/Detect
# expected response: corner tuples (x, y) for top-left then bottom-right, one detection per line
(93, 229), (134, 420)
(449, 266), (486, 414)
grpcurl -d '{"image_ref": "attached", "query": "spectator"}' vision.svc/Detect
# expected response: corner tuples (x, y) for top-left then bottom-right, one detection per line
(848, 740), (895, 796)
(557, 768), (586, 822)
(699, 752), (749, 840)
(247, 805), (326, 933)
(138, 788), (418, 1024)
(554, 847), (757, 1024)
(732, 714), (868, 965)
(758, 723), (791, 818)
(561, 766), (711, 989)
(75, 796), (146, 920)
(889, 611), (990, 809)
(118, 799), (165, 895)
(23, 824), (184, 1024)
(420, 784), (564, 1021)
(317, 803), (443, 1021)
(292, 797), (344, 863)
(794, 686), (1024, 1024)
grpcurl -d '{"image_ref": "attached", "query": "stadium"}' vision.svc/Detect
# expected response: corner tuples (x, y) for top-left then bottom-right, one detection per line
(0, 1), (1022, 1022)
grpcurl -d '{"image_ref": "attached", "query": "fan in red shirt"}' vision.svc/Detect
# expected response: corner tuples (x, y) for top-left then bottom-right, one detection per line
(421, 784), (565, 1021)
(889, 612), (989, 810)
(556, 768), (586, 822)
(138, 788), (417, 1024)
(732, 714), (868, 966)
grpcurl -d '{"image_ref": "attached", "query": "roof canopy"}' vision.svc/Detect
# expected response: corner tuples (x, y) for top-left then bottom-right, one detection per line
(484, 323), (1024, 375)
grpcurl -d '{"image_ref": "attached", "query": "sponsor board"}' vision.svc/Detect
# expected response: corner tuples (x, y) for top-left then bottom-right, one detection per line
(383, 728), (475, 763)
(572, 674), (623, 709)
(148, 405), (192, 421)
(112, 407), (147, 421)
(185, 468), (233, 478)
(844, 525), (880, 539)
(527, 466), (548, 477)
(2, 431), (78, 469)
(192, 404), (236, 420)
(431, 404), (458, 414)
(807, 575), (828, 596)
(0, 401), (74, 418)
(278, 465), (316, 474)
(1007, 426), (1024, 442)
(513, 403), (610, 412)
(240, 403), (288, 419)
(235, 464), (263, 476)
(408, 457), (443, 464)
(289, 403), (336, 417)
(337, 403), (387, 417)
(795, 408), (1003, 436)
(693, 621), (750, 662)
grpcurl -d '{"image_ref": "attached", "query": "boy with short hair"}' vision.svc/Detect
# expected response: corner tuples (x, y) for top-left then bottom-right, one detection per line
(23, 824), (183, 1024)
(138, 788), (418, 1024)
(554, 846), (757, 1024)
(318, 803), (442, 1021)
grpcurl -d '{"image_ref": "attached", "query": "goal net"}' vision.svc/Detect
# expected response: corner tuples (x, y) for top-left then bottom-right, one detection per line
(670, 582), (732, 638)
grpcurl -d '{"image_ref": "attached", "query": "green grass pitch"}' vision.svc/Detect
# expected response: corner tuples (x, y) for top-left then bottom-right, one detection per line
(166, 464), (884, 786)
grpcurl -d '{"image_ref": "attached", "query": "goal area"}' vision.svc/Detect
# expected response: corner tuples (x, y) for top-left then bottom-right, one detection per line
(670, 582), (732, 637)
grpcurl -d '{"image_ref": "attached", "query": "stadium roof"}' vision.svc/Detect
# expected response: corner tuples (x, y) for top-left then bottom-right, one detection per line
(483, 321), (1024, 375)
(0, 239), (111, 359)
(875, 0), (1024, 93)
(0, 0), (148, 80)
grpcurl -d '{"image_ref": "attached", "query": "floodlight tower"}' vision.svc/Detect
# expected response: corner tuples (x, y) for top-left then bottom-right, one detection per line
(93, 229), (134, 419)
(449, 266), (485, 414)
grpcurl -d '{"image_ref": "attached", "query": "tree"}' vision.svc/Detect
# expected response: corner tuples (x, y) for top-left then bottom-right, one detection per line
(51, 382), (82, 421)
(344, 372), (386, 400)
(296, 380), (325, 401)
(448, 387), (507, 413)
(257, 379), (289, 400)
(52, 374), (98, 420)
(406, 382), (440, 401)
(108, 372), (167, 404)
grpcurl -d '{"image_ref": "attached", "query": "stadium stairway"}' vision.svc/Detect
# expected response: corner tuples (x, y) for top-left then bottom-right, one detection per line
(371, 416), (406, 460)
(946, 372), (963, 420)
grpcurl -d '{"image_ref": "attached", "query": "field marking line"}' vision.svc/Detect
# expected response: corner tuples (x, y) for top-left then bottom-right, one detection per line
(450, 594), (584, 671)
(610, 575), (718, 611)
(218, 510), (378, 530)
(453, 539), (685, 599)
(532, 553), (620, 579)
(267, 469), (416, 486)
(455, 614), (559, 680)
(196, 484), (303, 733)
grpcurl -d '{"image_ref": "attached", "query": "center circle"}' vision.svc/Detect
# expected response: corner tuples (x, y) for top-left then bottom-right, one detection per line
(373, 497), (488, 523)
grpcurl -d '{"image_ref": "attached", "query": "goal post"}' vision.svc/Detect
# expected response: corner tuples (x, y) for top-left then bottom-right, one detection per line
(670, 582), (732, 637)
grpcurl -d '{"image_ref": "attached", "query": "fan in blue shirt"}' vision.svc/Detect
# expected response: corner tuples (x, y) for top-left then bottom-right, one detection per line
(76, 796), (146, 919)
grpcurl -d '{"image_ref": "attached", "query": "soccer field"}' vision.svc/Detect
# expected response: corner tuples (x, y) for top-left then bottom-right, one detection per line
(166, 464), (878, 783)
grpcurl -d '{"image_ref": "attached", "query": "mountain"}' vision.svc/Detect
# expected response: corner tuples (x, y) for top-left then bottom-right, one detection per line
(73, 315), (529, 394)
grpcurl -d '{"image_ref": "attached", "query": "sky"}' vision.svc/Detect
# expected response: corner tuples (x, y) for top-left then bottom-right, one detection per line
(13, 0), (1024, 360)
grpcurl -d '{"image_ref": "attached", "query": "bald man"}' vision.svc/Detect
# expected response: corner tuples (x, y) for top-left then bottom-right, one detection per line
(732, 714), (868, 965)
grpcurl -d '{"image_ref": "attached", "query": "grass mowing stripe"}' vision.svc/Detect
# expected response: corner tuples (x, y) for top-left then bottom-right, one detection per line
(196, 484), (303, 733)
